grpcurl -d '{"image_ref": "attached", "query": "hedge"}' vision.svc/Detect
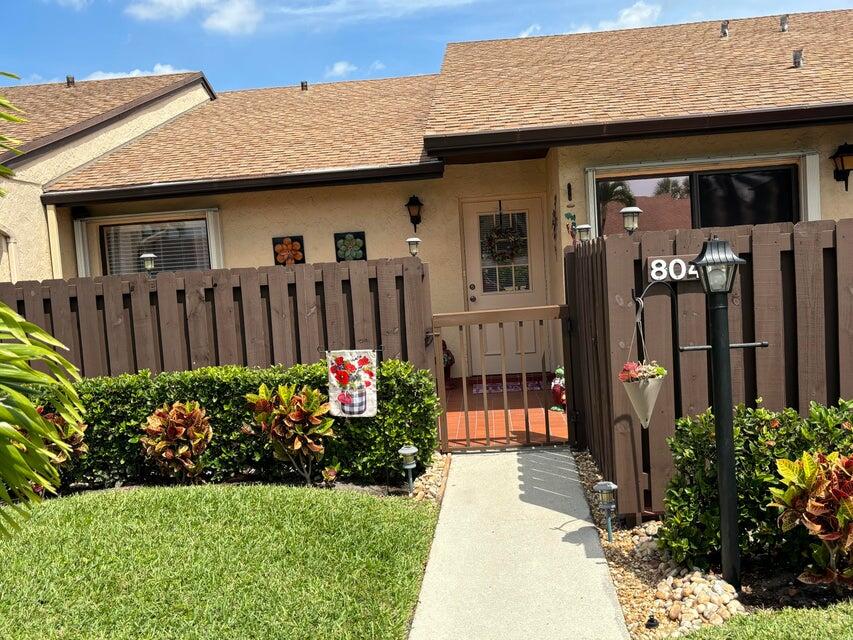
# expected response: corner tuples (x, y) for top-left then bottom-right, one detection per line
(52, 360), (439, 488)
(657, 399), (853, 567)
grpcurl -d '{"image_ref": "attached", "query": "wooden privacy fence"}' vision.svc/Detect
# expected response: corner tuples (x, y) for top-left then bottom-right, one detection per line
(564, 219), (853, 519)
(0, 257), (432, 377)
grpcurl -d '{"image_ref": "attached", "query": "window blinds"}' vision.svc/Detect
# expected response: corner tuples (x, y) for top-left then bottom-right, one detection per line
(102, 219), (210, 275)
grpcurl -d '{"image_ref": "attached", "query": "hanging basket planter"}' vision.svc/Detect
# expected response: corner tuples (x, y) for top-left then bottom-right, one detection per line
(619, 361), (668, 429)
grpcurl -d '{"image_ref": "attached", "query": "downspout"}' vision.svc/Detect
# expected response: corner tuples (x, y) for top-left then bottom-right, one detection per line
(6, 235), (18, 283)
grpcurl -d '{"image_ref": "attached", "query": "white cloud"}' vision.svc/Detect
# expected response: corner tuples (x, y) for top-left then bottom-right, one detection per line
(324, 60), (358, 78)
(270, 0), (474, 25)
(598, 1), (661, 31)
(203, 0), (262, 34)
(83, 63), (191, 81)
(367, 60), (386, 73)
(126, 0), (263, 34)
(55, 0), (91, 9)
(518, 23), (541, 38)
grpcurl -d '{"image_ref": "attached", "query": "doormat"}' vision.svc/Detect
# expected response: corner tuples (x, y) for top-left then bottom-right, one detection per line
(472, 380), (543, 394)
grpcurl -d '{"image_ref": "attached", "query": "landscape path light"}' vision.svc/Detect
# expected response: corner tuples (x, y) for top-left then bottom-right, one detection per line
(139, 252), (157, 275)
(620, 206), (642, 234)
(406, 237), (421, 257)
(575, 224), (592, 242)
(399, 444), (418, 494)
(594, 480), (617, 543)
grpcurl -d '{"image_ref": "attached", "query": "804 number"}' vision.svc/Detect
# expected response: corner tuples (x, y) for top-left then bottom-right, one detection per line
(647, 256), (699, 282)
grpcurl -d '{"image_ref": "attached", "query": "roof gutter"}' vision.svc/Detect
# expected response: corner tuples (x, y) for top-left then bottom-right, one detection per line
(2, 72), (217, 168)
(424, 102), (853, 156)
(41, 160), (446, 206)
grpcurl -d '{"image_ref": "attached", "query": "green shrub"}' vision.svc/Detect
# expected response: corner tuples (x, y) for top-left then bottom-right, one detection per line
(51, 360), (438, 488)
(658, 399), (853, 567)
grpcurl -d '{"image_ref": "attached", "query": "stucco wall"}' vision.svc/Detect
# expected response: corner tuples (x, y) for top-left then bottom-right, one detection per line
(74, 159), (549, 316)
(0, 82), (211, 282)
(555, 122), (853, 248)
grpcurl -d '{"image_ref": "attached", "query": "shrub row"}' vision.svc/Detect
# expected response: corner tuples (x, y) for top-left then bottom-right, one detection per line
(658, 399), (853, 567)
(49, 360), (439, 488)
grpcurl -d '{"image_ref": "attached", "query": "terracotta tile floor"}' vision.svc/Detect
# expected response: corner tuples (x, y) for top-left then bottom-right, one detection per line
(442, 375), (569, 449)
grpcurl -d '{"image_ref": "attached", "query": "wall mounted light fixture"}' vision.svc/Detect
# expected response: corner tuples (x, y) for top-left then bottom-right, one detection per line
(405, 196), (424, 232)
(831, 143), (853, 191)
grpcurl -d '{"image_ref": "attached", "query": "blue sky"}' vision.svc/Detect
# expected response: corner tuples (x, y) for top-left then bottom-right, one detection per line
(6, 0), (851, 91)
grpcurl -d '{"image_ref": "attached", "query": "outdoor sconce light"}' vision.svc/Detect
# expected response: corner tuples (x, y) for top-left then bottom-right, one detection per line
(620, 206), (642, 235)
(140, 252), (157, 274)
(399, 444), (418, 494)
(405, 195), (424, 232)
(691, 236), (745, 295)
(831, 142), (853, 191)
(406, 237), (421, 257)
(594, 480), (618, 542)
(576, 224), (592, 242)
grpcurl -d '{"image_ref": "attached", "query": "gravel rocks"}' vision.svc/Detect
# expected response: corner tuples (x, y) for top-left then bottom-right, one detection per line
(573, 448), (747, 639)
(411, 453), (450, 503)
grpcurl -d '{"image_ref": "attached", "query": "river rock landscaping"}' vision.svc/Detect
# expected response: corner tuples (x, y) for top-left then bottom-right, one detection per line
(574, 449), (747, 639)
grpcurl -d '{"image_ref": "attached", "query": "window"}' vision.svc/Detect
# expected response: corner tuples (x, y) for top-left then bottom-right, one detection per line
(596, 165), (799, 233)
(101, 219), (211, 275)
(479, 211), (530, 293)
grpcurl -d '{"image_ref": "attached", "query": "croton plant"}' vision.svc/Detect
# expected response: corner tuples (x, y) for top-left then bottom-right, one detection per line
(245, 383), (335, 484)
(770, 451), (853, 589)
(140, 401), (213, 480)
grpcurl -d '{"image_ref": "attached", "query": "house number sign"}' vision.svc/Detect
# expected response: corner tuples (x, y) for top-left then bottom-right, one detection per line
(646, 255), (700, 283)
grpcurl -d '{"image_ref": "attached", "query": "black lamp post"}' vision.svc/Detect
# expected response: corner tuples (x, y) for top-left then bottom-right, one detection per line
(691, 236), (746, 590)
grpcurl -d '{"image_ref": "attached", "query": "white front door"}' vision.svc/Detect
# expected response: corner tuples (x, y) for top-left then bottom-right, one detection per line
(462, 196), (547, 375)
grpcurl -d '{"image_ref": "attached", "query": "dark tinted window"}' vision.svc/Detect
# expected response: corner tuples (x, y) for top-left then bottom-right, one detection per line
(696, 167), (799, 227)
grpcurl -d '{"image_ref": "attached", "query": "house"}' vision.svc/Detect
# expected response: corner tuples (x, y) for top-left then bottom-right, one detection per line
(2, 9), (853, 378)
(0, 72), (214, 282)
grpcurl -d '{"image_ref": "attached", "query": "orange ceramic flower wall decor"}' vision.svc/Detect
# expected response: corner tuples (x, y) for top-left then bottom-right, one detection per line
(272, 235), (306, 265)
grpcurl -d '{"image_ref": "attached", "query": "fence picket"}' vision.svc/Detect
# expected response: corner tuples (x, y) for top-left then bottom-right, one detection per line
(839, 219), (853, 400)
(794, 221), (829, 409)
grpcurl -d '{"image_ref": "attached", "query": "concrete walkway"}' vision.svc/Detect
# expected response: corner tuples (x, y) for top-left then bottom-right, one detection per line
(409, 448), (629, 640)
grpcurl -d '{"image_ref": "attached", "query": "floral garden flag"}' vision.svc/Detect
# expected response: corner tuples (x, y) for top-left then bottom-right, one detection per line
(327, 350), (377, 417)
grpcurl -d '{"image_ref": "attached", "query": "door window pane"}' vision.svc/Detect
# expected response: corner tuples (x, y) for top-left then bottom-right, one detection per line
(597, 175), (692, 235)
(696, 167), (798, 227)
(478, 210), (530, 293)
(102, 219), (210, 275)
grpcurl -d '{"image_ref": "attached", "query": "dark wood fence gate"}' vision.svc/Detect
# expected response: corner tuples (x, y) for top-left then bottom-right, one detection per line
(564, 220), (853, 518)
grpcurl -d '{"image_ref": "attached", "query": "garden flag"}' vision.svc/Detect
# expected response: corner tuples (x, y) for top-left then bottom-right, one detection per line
(327, 350), (377, 417)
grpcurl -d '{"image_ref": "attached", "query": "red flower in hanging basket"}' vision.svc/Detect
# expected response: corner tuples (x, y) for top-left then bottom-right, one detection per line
(618, 360), (667, 383)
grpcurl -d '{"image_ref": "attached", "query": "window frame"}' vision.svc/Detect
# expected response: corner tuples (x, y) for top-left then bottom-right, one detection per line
(74, 208), (223, 277)
(593, 162), (802, 235)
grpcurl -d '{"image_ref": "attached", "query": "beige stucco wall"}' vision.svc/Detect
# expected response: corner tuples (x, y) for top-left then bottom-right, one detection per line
(0, 82), (211, 282)
(73, 159), (550, 317)
(555, 122), (853, 250)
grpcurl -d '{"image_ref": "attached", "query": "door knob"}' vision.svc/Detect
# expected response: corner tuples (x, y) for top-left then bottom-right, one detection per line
(469, 295), (477, 302)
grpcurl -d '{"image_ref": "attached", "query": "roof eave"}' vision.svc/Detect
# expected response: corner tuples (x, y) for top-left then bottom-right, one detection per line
(424, 102), (853, 156)
(1, 72), (217, 168)
(40, 160), (446, 206)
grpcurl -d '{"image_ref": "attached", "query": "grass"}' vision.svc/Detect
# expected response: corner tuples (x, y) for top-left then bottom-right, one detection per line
(0, 484), (437, 640)
(690, 601), (853, 639)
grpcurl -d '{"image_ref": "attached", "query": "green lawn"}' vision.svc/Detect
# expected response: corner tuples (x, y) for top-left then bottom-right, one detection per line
(690, 601), (853, 639)
(0, 484), (437, 640)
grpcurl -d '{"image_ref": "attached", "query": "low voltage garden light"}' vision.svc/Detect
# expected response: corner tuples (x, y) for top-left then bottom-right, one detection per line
(139, 252), (156, 274)
(399, 444), (418, 494)
(575, 224), (592, 242)
(594, 480), (618, 542)
(406, 237), (421, 257)
(619, 206), (642, 234)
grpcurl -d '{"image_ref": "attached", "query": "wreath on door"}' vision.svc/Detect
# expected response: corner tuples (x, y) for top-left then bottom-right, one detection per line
(483, 201), (525, 264)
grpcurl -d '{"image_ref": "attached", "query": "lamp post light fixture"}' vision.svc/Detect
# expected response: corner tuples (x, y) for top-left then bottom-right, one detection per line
(831, 142), (853, 191)
(398, 444), (418, 494)
(406, 237), (421, 257)
(691, 236), (746, 590)
(139, 252), (157, 275)
(405, 195), (424, 232)
(575, 223), (592, 242)
(593, 480), (618, 543)
(620, 206), (642, 235)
